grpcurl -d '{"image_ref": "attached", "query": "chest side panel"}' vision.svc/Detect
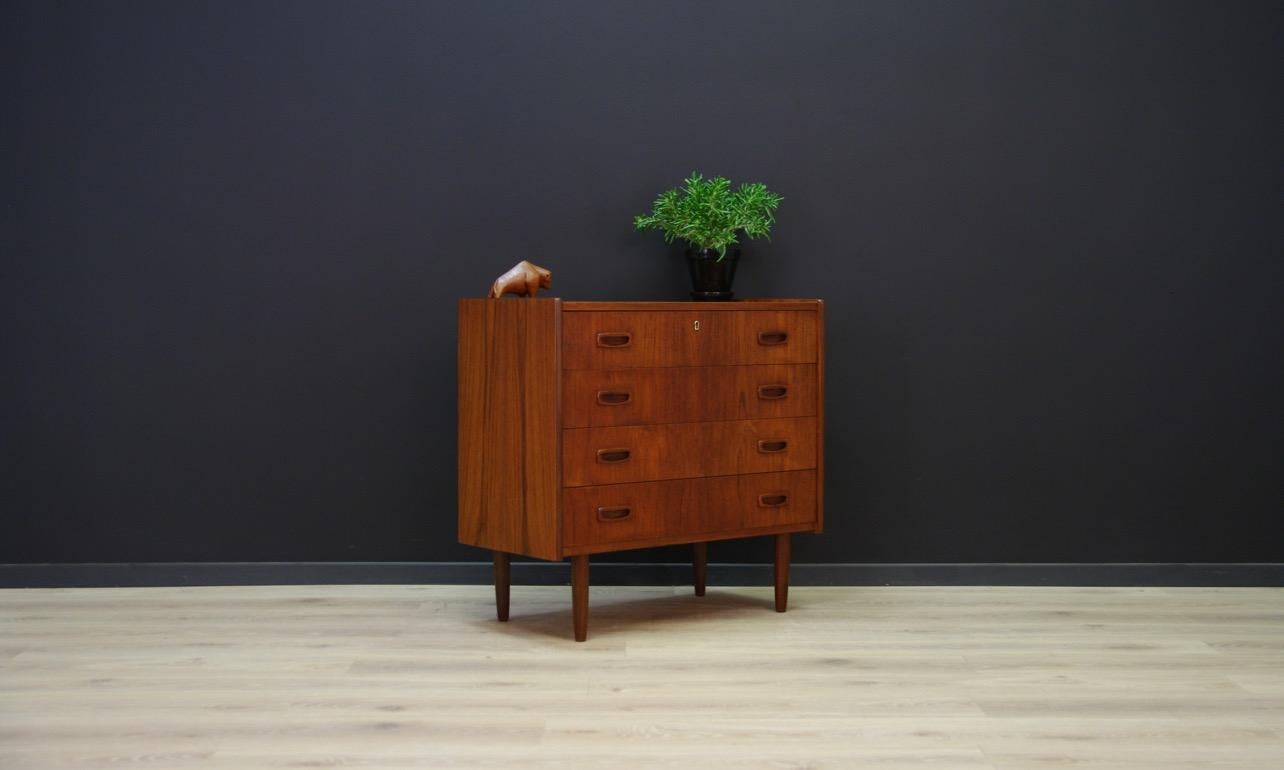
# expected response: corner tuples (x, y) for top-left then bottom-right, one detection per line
(458, 298), (561, 560)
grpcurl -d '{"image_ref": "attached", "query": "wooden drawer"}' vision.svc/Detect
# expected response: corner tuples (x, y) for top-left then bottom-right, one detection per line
(563, 364), (816, 428)
(563, 310), (817, 369)
(564, 470), (818, 548)
(563, 417), (817, 487)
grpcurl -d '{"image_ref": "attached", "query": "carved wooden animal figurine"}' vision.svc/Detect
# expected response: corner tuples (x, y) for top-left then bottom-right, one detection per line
(488, 261), (552, 298)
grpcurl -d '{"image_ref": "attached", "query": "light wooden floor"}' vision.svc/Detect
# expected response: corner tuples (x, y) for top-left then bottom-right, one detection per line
(2, 585), (1283, 769)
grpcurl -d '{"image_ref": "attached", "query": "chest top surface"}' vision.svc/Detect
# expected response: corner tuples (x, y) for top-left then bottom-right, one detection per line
(559, 299), (821, 311)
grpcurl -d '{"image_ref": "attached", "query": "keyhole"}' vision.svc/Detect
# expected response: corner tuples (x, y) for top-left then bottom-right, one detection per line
(693, 320), (701, 331)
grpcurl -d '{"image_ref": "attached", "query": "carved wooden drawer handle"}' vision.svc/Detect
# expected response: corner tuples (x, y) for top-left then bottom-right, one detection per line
(597, 506), (632, 521)
(757, 330), (788, 346)
(596, 332), (632, 348)
(758, 493), (789, 507)
(596, 390), (632, 406)
(757, 384), (788, 400)
(596, 448), (631, 464)
(757, 439), (789, 453)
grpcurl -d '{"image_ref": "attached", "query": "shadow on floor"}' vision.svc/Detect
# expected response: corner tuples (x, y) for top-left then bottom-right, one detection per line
(473, 588), (783, 641)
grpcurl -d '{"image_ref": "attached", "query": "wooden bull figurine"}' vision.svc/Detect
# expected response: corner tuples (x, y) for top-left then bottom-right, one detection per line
(488, 260), (552, 299)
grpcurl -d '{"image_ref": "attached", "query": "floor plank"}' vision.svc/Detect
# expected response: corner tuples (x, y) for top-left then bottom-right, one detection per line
(2, 585), (1282, 768)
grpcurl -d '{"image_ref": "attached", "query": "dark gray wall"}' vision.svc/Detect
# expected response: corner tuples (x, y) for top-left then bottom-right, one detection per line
(3, 0), (1281, 566)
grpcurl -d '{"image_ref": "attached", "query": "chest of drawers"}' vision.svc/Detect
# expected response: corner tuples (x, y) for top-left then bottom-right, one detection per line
(458, 299), (824, 641)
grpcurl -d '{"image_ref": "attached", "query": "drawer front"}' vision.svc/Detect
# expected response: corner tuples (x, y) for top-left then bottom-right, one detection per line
(563, 310), (817, 370)
(563, 417), (817, 487)
(563, 364), (817, 428)
(564, 470), (818, 548)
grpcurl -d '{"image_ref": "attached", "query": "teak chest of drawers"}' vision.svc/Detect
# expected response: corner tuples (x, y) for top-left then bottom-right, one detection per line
(458, 298), (824, 641)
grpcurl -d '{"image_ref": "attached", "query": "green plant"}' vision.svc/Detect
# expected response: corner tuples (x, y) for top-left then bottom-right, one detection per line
(633, 172), (783, 260)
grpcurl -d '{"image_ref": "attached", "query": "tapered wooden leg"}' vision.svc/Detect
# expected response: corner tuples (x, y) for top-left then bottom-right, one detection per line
(693, 542), (707, 596)
(493, 551), (510, 622)
(774, 534), (790, 612)
(571, 555), (589, 642)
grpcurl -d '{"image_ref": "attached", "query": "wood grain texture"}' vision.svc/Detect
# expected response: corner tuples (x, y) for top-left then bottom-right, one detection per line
(457, 298), (562, 560)
(562, 364), (817, 428)
(3, 585), (1283, 769)
(563, 470), (818, 549)
(562, 417), (818, 487)
(563, 308), (819, 369)
(815, 299), (825, 533)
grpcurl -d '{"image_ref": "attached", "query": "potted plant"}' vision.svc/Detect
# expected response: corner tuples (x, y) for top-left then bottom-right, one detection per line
(634, 172), (783, 300)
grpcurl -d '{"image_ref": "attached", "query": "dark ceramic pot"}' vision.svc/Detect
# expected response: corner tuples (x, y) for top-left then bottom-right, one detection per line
(686, 247), (740, 300)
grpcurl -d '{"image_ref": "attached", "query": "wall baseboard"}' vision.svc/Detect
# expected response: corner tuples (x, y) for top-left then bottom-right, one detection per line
(1, 562), (1281, 588)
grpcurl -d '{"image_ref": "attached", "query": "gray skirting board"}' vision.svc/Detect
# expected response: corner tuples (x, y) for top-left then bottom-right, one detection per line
(1, 562), (1281, 588)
